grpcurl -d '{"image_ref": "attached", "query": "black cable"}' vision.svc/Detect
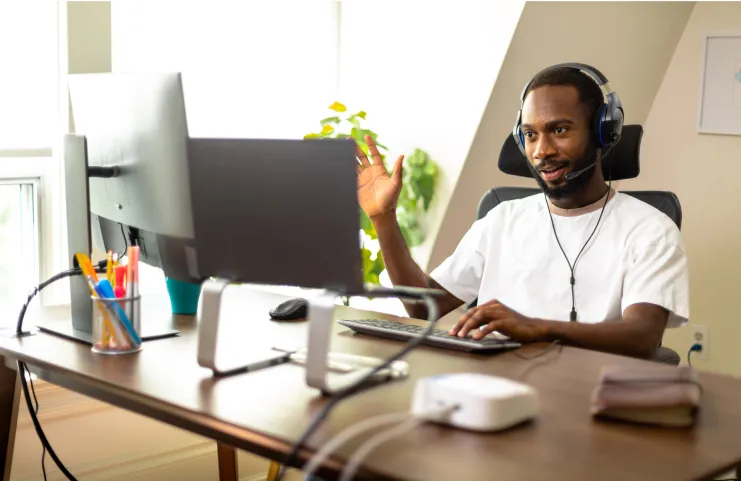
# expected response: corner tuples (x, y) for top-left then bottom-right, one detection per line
(15, 263), (107, 480)
(687, 343), (702, 367)
(18, 361), (77, 480)
(275, 293), (440, 481)
(25, 365), (47, 481)
(513, 340), (561, 360)
(120, 223), (128, 255)
(544, 148), (614, 322)
(16, 261), (108, 335)
(16, 268), (82, 335)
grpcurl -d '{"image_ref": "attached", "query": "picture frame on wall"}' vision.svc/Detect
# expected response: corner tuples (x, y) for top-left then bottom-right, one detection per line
(698, 32), (741, 136)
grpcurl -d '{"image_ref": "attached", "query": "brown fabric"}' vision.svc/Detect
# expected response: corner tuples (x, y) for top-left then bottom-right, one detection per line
(590, 365), (701, 427)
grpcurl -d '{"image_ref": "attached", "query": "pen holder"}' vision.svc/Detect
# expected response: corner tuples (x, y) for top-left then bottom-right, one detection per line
(91, 295), (142, 354)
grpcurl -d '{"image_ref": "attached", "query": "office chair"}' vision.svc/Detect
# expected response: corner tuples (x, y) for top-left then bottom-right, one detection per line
(473, 125), (682, 365)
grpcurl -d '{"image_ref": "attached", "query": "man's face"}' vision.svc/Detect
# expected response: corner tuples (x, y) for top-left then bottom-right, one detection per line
(520, 85), (598, 199)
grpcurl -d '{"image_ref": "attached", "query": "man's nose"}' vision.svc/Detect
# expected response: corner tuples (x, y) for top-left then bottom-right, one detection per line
(533, 135), (557, 160)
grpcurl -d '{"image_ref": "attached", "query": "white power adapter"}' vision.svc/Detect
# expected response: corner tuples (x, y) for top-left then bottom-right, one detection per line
(410, 373), (538, 432)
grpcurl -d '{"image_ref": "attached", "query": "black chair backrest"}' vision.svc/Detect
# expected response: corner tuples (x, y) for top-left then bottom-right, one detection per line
(498, 124), (643, 181)
(489, 123), (682, 229)
(476, 187), (682, 229)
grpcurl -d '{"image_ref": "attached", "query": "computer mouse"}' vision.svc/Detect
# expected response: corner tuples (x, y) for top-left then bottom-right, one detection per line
(269, 297), (309, 321)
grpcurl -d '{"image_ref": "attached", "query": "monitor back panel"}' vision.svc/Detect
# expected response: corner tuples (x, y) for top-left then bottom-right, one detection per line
(188, 138), (363, 294)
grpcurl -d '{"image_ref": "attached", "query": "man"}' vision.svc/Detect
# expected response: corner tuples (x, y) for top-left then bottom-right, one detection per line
(355, 64), (689, 360)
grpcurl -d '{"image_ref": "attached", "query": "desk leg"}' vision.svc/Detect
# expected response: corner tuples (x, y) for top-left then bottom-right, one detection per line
(0, 360), (19, 481)
(217, 443), (238, 481)
(266, 461), (281, 481)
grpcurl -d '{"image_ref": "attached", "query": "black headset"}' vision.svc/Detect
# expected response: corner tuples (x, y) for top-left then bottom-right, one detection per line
(512, 62), (624, 157)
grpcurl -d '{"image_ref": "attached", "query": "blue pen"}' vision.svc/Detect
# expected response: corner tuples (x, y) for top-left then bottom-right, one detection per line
(95, 279), (142, 345)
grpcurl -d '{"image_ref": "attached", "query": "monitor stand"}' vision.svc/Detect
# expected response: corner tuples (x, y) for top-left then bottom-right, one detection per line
(40, 134), (181, 345)
(36, 322), (179, 344)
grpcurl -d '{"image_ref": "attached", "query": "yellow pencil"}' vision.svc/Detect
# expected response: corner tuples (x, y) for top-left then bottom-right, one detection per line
(106, 251), (113, 283)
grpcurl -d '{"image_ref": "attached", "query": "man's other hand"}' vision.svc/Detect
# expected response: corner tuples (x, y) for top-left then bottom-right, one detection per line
(355, 135), (404, 220)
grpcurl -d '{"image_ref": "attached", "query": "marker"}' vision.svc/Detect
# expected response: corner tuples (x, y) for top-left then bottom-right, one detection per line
(114, 265), (127, 299)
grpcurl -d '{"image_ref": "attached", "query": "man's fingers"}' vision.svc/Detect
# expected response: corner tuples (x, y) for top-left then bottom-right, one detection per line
(391, 155), (404, 185)
(356, 164), (363, 175)
(457, 310), (489, 338)
(365, 135), (383, 165)
(449, 307), (476, 335)
(356, 143), (371, 168)
(473, 321), (499, 340)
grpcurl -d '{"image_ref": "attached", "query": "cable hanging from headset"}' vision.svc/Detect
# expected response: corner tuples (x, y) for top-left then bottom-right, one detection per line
(545, 149), (614, 322)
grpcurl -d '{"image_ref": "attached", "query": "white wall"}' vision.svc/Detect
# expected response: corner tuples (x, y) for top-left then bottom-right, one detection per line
(338, 0), (524, 269)
(621, 1), (741, 375)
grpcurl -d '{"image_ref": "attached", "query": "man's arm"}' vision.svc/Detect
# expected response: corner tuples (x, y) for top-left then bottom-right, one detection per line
(539, 303), (669, 359)
(451, 301), (669, 359)
(372, 212), (464, 319)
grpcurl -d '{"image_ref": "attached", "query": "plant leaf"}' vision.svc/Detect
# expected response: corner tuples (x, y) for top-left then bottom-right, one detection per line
(328, 101), (347, 113)
(320, 116), (341, 126)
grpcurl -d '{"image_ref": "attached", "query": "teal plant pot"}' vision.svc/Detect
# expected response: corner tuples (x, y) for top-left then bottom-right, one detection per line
(165, 277), (202, 315)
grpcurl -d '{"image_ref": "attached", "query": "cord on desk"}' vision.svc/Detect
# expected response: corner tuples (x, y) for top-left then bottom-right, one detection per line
(301, 411), (410, 479)
(15, 263), (106, 481)
(276, 293), (441, 481)
(338, 404), (458, 481)
(513, 340), (562, 360)
(26, 366), (47, 481)
(687, 343), (702, 367)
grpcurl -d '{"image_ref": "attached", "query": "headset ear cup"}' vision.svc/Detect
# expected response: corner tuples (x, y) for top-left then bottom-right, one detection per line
(594, 104), (607, 148)
(513, 110), (527, 157)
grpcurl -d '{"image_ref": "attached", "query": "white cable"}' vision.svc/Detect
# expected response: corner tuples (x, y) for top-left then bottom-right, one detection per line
(302, 411), (411, 478)
(338, 405), (458, 481)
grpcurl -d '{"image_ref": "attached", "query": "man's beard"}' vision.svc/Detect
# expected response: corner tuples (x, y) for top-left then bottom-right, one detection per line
(527, 149), (598, 200)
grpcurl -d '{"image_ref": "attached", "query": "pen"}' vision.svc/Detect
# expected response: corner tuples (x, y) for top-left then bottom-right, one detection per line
(126, 247), (134, 319)
(131, 246), (140, 309)
(87, 275), (125, 347)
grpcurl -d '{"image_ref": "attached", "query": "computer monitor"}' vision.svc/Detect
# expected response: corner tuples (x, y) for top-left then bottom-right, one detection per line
(38, 72), (199, 343)
(187, 137), (363, 294)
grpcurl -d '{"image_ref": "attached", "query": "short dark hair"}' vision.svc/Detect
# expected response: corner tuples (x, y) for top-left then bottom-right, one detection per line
(523, 66), (605, 129)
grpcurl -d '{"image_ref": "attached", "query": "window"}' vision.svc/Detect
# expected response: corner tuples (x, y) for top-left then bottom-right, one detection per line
(0, 2), (60, 309)
(0, 180), (39, 322)
(112, 1), (339, 139)
(0, 2), (59, 150)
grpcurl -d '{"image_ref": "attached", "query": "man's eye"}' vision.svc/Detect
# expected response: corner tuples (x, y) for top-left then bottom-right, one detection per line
(524, 131), (535, 139)
(554, 127), (567, 134)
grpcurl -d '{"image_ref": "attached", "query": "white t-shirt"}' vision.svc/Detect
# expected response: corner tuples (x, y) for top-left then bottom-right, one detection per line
(430, 191), (689, 328)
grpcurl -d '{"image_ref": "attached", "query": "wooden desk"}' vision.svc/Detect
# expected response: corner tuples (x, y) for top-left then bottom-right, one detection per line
(1, 288), (741, 481)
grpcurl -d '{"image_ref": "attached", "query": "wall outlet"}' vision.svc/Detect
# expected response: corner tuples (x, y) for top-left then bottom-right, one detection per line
(691, 324), (709, 360)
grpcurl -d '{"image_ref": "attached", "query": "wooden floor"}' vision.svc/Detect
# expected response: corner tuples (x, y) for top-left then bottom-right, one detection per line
(10, 380), (304, 481)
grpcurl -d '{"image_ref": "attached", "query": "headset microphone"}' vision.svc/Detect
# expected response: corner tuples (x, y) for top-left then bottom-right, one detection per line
(564, 161), (597, 181)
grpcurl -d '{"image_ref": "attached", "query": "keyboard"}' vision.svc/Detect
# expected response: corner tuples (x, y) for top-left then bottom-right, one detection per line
(337, 319), (522, 353)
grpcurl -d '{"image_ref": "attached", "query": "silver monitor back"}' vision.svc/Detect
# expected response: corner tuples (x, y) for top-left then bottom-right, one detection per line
(68, 72), (194, 241)
(187, 138), (363, 294)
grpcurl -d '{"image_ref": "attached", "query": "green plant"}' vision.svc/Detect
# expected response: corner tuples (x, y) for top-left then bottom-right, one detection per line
(305, 102), (439, 285)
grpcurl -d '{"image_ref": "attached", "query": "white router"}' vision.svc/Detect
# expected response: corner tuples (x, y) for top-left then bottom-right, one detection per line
(411, 373), (538, 432)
